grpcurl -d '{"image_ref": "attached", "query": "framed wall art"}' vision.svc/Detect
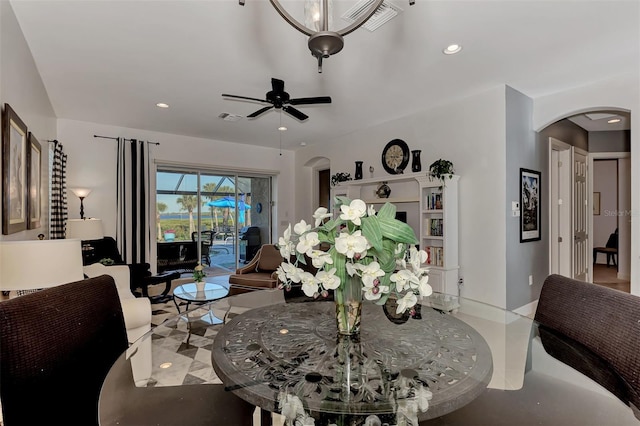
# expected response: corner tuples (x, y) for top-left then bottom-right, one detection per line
(520, 168), (541, 242)
(2, 104), (28, 235)
(27, 132), (42, 229)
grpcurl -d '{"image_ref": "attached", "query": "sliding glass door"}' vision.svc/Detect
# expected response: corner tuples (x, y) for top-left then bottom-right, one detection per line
(156, 167), (272, 276)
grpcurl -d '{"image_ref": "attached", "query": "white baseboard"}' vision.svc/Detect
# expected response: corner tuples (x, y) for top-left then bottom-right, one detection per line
(513, 300), (538, 319)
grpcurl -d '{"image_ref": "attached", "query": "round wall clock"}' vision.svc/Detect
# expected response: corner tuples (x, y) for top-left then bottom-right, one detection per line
(381, 139), (410, 174)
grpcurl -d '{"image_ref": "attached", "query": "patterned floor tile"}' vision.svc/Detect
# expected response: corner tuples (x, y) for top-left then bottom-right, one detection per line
(149, 299), (222, 386)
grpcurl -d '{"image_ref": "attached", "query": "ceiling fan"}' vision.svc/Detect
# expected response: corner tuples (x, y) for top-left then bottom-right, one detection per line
(222, 78), (331, 121)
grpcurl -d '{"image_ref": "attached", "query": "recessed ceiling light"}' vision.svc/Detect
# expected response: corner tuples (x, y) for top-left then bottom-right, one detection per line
(159, 362), (172, 369)
(156, 102), (169, 108)
(607, 118), (621, 124)
(443, 44), (462, 55)
(278, 126), (287, 131)
(300, 142), (307, 146)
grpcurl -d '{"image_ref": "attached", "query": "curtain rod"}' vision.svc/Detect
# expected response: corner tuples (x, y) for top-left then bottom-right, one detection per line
(93, 134), (160, 145)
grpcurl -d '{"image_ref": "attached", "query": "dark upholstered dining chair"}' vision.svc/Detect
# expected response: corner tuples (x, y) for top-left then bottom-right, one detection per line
(534, 274), (640, 419)
(0, 275), (129, 426)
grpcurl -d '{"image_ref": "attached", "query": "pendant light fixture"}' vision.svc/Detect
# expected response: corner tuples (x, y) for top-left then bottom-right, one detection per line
(239, 0), (414, 72)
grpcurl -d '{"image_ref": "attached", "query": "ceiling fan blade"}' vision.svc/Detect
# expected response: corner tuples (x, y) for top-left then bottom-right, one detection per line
(247, 106), (274, 118)
(282, 105), (308, 121)
(288, 96), (332, 105)
(271, 78), (285, 93)
(222, 94), (269, 103)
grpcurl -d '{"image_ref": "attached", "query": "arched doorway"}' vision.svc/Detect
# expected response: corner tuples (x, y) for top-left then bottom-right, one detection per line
(540, 109), (630, 292)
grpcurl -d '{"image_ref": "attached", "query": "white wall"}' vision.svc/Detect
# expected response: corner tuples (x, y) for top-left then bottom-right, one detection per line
(295, 87), (508, 308)
(533, 71), (640, 295)
(58, 119), (295, 245)
(0, 1), (57, 241)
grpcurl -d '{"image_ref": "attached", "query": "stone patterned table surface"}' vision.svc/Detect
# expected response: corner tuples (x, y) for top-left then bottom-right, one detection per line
(211, 300), (493, 424)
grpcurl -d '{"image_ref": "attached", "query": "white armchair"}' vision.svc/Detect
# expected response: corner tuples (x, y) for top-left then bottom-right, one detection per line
(83, 263), (152, 385)
(83, 263), (152, 343)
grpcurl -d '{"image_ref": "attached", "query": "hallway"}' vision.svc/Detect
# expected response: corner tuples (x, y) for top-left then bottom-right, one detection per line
(593, 263), (630, 293)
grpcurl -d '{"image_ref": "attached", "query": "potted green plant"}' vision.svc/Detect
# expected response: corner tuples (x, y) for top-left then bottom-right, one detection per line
(428, 159), (454, 187)
(330, 172), (352, 187)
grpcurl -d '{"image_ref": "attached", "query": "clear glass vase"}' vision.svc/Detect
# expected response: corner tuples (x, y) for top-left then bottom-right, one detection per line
(335, 274), (363, 335)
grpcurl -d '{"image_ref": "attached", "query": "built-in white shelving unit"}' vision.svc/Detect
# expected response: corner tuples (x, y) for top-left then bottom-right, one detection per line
(331, 173), (460, 300)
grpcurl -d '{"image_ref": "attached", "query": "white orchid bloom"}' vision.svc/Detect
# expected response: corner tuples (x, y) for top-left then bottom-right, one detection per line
(364, 415), (382, 426)
(390, 269), (415, 292)
(408, 247), (428, 271)
(415, 384), (433, 412)
(316, 268), (341, 290)
(312, 207), (332, 227)
(395, 243), (405, 255)
(279, 241), (295, 259)
(339, 199), (367, 226)
(278, 224), (293, 257)
(283, 263), (304, 283)
(363, 283), (389, 301)
(279, 393), (305, 424)
(367, 205), (376, 217)
(335, 230), (368, 259)
(309, 250), (333, 269)
(275, 264), (288, 283)
(396, 292), (418, 314)
(359, 262), (385, 287)
(293, 220), (311, 235)
(396, 399), (420, 426)
(345, 261), (359, 277)
(418, 275), (432, 297)
(296, 232), (320, 255)
(300, 271), (319, 297)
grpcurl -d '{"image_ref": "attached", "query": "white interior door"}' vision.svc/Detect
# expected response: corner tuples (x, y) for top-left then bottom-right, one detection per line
(549, 138), (572, 277)
(572, 147), (589, 281)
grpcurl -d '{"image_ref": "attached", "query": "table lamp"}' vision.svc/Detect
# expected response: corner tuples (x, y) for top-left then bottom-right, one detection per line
(70, 188), (92, 219)
(0, 239), (85, 296)
(66, 218), (104, 240)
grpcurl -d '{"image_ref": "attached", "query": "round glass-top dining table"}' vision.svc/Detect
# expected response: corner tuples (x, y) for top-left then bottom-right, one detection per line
(98, 290), (640, 426)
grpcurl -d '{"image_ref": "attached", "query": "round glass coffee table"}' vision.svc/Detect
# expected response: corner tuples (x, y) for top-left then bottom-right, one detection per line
(173, 281), (229, 324)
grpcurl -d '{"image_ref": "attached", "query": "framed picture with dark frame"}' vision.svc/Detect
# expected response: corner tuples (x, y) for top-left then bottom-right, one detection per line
(27, 132), (42, 229)
(520, 168), (541, 242)
(2, 104), (28, 235)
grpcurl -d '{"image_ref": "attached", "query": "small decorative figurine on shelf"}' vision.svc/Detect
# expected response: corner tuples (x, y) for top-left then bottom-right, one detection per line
(376, 182), (391, 198)
(411, 150), (422, 172)
(355, 161), (363, 180)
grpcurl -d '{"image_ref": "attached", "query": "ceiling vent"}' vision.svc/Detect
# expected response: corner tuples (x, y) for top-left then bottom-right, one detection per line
(218, 113), (243, 122)
(342, 0), (403, 32)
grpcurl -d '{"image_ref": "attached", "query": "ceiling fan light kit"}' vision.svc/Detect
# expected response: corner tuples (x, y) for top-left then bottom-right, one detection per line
(240, 0), (413, 72)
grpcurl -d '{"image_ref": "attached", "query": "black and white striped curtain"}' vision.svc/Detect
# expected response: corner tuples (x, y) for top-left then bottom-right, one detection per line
(49, 141), (68, 239)
(116, 138), (152, 265)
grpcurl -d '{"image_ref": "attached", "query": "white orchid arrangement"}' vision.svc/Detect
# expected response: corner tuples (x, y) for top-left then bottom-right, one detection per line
(276, 197), (432, 315)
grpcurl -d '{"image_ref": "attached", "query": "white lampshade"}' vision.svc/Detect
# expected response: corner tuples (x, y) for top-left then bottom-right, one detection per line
(71, 188), (92, 198)
(66, 218), (104, 240)
(0, 239), (85, 291)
